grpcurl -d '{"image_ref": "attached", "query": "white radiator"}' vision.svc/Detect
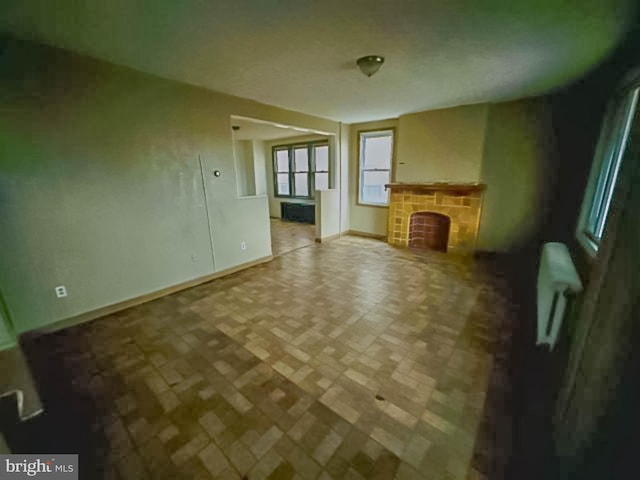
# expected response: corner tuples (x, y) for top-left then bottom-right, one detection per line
(537, 242), (583, 350)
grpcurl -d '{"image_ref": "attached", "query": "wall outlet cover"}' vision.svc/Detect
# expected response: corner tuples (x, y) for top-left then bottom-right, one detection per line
(55, 285), (67, 298)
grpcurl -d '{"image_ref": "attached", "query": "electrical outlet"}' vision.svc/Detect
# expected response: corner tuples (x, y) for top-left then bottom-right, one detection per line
(55, 285), (67, 298)
(240, 241), (247, 251)
(191, 254), (198, 263)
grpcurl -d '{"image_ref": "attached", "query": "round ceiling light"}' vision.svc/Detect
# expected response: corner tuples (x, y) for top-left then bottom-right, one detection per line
(356, 55), (385, 77)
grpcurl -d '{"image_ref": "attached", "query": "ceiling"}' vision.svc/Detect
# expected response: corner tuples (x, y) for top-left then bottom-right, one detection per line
(0, 0), (635, 123)
(230, 117), (330, 141)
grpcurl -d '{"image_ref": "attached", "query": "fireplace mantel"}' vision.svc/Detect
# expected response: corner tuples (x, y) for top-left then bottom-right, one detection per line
(385, 182), (486, 193)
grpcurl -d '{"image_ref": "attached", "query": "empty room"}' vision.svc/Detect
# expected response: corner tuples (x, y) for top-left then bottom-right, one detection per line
(1, 1), (639, 479)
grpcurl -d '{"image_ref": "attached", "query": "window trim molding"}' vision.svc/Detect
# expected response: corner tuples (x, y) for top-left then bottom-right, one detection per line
(357, 128), (395, 207)
(272, 140), (330, 200)
(576, 79), (640, 258)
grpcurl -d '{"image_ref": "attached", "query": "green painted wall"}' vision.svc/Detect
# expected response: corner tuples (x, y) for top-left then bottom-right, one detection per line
(0, 292), (16, 350)
(0, 39), (339, 334)
(477, 98), (555, 251)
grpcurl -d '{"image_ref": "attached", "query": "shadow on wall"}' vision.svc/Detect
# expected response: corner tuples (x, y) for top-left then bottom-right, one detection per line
(477, 98), (557, 254)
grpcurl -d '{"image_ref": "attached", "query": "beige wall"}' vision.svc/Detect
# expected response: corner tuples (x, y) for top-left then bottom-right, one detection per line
(477, 99), (554, 251)
(396, 104), (489, 183)
(233, 139), (257, 196)
(347, 106), (487, 237)
(348, 119), (398, 236)
(252, 140), (268, 196)
(315, 189), (341, 241)
(0, 39), (339, 334)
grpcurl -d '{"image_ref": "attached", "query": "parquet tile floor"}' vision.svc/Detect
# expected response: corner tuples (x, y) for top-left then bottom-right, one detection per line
(270, 219), (315, 257)
(14, 236), (514, 479)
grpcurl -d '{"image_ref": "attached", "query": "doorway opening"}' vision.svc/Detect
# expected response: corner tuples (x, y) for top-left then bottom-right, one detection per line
(230, 116), (335, 256)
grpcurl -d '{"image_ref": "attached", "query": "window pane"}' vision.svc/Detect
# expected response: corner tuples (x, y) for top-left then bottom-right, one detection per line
(362, 134), (392, 169)
(361, 170), (390, 204)
(294, 148), (309, 172)
(587, 101), (626, 235)
(276, 150), (289, 172)
(315, 145), (329, 171)
(294, 173), (309, 196)
(315, 172), (329, 191)
(277, 173), (290, 195)
(587, 87), (638, 241)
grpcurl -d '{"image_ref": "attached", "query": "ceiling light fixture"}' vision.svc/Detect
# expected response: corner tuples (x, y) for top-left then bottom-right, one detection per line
(356, 55), (385, 77)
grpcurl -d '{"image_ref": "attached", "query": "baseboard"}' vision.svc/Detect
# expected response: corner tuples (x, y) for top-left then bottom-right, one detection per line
(345, 230), (387, 240)
(315, 233), (341, 243)
(26, 255), (273, 337)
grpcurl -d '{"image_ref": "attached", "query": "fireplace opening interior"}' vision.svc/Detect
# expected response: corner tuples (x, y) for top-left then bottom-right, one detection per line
(408, 211), (451, 252)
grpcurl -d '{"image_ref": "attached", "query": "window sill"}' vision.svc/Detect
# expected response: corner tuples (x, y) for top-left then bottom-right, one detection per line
(276, 198), (315, 205)
(357, 201), (389, 208)
(275, 195), (314, 200)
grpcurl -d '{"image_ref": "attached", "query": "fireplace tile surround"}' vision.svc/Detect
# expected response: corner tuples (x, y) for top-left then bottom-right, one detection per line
(386, 183), (485, 253)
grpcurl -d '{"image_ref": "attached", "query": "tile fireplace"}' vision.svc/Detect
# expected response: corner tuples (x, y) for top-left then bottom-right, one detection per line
(386, 183), (485, 253)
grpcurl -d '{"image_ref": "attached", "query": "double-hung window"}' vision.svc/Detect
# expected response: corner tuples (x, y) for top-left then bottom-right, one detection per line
(358, 130), (394, 206)
(578, 85), (639, 256)
(273, 142), (330, 199)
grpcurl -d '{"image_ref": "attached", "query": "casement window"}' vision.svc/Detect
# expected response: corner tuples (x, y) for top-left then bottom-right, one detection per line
(358, 130), (394, 206)
(273, 142), (330, 199)
(577, 85), (639, 256)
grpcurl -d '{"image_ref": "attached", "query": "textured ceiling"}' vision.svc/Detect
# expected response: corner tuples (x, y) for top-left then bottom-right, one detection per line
(0, 0), (635, 123)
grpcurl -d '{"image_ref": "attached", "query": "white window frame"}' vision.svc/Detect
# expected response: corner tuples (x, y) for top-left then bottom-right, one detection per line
(576, 85), (639, 257)
(358, 129), (394, 206)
